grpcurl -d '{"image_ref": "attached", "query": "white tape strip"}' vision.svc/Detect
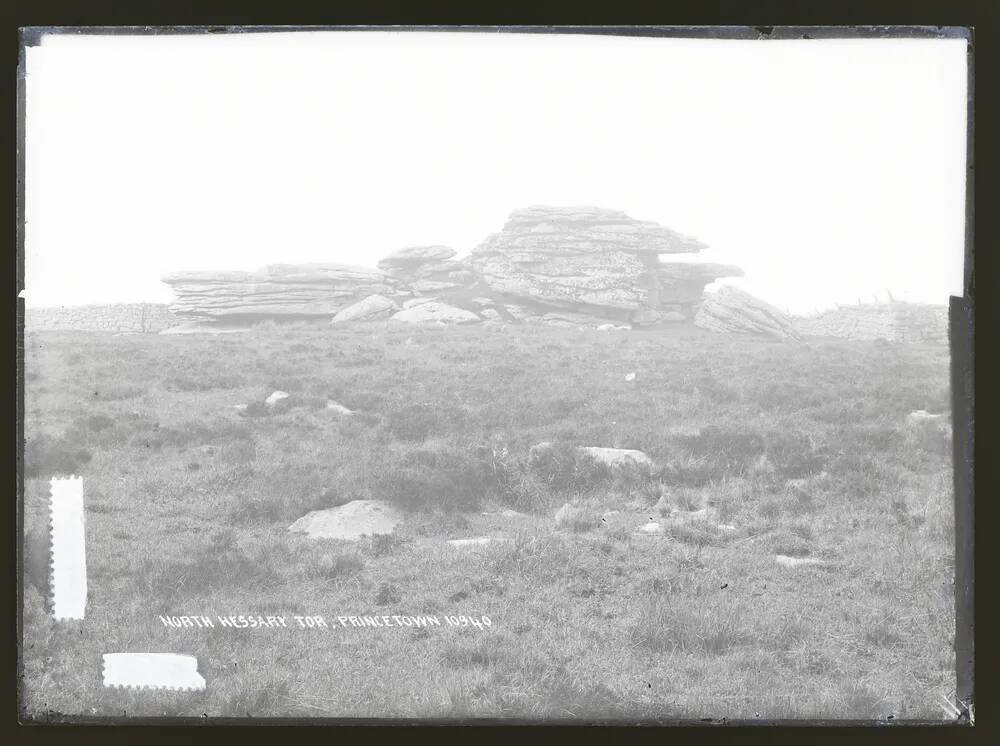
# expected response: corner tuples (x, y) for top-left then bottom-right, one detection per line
(49, 476), (87, 620)
(102, 653), (206, 691)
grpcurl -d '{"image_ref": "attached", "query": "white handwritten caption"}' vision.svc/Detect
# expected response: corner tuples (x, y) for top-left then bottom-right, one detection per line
(159, 614), (493, 630)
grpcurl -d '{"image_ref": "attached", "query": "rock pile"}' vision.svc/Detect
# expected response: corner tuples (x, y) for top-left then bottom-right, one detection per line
(694, 286), (801, 340)
(156, 205), (798, 332)
(793, 301), (948, 344)
(162, 264), (399, 320)
(468, 206), (742, 326)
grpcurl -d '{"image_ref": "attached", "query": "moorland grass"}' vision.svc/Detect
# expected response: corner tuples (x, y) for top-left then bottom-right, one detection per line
(20, 323), (955, 720)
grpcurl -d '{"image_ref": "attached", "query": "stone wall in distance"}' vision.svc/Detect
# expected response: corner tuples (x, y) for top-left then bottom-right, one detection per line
(24, 304), (176, 333)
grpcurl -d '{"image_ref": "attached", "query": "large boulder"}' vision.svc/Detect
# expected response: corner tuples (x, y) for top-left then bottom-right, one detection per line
(469, 206), (742, 321)
(390, 301), (482, 325)
(331, 294), (400, 323)
(161, 264), (400, 320)
(288, 500), (403, 541)
(694, 286), (800, 340)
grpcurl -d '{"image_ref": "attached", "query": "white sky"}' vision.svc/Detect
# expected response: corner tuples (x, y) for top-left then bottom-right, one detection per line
(24, 31), (969, 315)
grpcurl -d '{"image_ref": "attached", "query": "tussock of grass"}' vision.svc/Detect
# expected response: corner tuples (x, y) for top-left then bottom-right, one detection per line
(165, 372), (246, 392)
(130, 531), (282, 609)
(663, 521), (730, 547)
(631, 596), (810, 656)
(374, 582), (402, 605)
(305, 551), (365, 582)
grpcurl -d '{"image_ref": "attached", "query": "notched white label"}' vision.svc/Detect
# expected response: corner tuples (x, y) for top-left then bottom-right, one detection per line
(49, 476), (87, 620)
(102, 653), (207, 691)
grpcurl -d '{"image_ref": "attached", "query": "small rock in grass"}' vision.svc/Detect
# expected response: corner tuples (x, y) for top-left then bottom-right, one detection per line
(265, 390), (289, 407)
(906, 409), (944, 425)
(578, 446), (652, 469)
(482, 508), (528, 519)
(326, 400), (354, 416)
(447, 537), (513, 548)
(775, 555), (825, 568)
(637, 522), (662, 534)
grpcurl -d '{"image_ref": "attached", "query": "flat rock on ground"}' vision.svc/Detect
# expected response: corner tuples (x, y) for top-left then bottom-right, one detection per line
(482, 508), (529, 519)
(907, 410), (945, 425)
(578, 446), (653, 468)
(288, 500), (403, 541)
(446, 536), (514, 548)
(265, 390), (289, 406)
(159, 323), (250, 335)
(390, 301), (482, 324)
(326, 400), (354, 415)
(774, 555), (825, 568)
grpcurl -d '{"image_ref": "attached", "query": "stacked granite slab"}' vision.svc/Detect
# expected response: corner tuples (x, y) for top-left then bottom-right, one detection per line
(694, 286), (801, 340)
(376, 246), (476, 295)
(161, 264), (400, 320)
(467, 206), (742, 326)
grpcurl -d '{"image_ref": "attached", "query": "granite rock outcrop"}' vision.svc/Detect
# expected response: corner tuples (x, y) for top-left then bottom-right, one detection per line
(158, 206), (746, 329)
(694, 286), (800, 340)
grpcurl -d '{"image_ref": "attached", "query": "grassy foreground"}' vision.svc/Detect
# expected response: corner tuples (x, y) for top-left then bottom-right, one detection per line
(21, 322), (955, 720)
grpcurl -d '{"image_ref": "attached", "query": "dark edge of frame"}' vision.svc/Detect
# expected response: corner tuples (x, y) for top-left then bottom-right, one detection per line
(18, 24), (972, 46)
(13, 23), (977, 730)
(15, 28), (28, 727)
(950, 23), (976, 719)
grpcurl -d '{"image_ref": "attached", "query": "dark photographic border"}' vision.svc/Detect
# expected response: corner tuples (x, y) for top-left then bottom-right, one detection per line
(5, 4), (985, 734)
